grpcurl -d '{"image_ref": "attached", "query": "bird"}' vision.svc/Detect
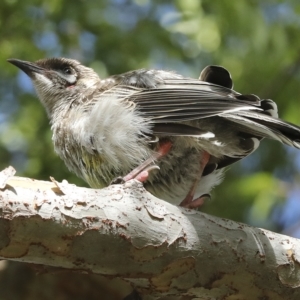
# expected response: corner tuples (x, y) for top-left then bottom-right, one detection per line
(7, 58), (300, 208)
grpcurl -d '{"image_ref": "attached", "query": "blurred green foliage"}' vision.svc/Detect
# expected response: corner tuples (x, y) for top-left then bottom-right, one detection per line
(1, 0), (300, 231)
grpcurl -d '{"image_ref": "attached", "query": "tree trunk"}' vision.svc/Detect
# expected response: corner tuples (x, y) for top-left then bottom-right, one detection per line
(0, 167), (300, 299)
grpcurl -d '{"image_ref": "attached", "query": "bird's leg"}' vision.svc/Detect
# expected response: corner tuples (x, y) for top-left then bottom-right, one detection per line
(111, 140), (172, 184)
(179, 151), (211, 209)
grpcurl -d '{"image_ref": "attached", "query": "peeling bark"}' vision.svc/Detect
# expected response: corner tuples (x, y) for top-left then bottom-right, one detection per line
(0, 167), (300, 299)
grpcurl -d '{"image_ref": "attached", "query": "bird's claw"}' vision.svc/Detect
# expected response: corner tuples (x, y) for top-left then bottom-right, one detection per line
(180, 193), (211, 209)
(110, 176), (125, 185)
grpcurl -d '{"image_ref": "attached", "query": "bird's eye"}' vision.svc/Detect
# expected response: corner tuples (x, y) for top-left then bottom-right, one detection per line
(63, 67), (73, 75)
(58, 66), (77, 85)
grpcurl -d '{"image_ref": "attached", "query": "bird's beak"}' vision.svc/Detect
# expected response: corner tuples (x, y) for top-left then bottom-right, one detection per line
(7, 58), (45, 78)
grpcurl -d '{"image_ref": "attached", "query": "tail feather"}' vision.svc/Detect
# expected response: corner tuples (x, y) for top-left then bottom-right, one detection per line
(222, 110), (300, 149)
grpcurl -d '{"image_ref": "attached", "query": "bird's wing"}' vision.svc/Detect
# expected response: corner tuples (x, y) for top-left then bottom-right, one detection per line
(94, 76), (261, 137)
(103, 69), (261, 122)
(130, 79), (300, 147)
(126, 77), (261, 122)
(94, 70), (300, 147)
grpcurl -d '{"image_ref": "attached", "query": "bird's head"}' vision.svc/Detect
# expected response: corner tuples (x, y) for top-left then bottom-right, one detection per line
(7, 57), (100, 119)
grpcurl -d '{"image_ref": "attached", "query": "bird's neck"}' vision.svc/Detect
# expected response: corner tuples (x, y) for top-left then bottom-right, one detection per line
(42, 97), (71, 125)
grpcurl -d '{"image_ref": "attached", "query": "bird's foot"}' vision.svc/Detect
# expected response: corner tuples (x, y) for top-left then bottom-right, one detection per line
(179, 151), (210, 209)
(111, 169), (153, 185)
(180, 193), (211, 209)
(111, 140), (172, 185)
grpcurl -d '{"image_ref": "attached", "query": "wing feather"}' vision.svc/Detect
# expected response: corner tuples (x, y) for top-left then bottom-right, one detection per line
(126, 81), (262, 122)
(90, 71), (300, 149)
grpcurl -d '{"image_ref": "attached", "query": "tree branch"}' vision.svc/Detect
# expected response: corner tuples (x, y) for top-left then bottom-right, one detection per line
(0, 167), (300, 299)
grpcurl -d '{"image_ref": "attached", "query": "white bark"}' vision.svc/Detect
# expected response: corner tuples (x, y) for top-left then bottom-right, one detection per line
(0, 167), (300, 299)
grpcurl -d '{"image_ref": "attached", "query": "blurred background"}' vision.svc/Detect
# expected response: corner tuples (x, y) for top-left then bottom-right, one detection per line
(1, 0), (300, 299)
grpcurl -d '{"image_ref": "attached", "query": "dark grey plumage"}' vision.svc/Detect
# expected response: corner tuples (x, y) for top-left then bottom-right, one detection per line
(7, 58), (300, 206)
